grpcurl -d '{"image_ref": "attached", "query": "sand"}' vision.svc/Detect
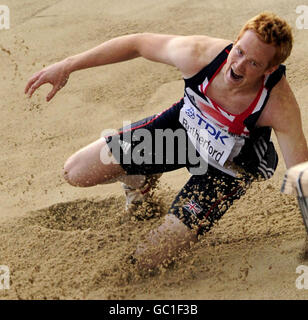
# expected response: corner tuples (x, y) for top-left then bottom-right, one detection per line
(1, 0), (308, 300)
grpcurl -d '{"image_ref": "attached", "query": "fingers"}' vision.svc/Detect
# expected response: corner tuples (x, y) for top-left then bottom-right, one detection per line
(46, 77), (68, 101)
(25, 63), (69, 101)
(46, 85), (60, 102)
(26, 80), (41, 98)
(24, 71), (43, 95)
(25, 73), (47, 98)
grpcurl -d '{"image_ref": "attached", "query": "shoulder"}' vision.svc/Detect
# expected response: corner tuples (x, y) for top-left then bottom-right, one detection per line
(168, 35), (232, 78)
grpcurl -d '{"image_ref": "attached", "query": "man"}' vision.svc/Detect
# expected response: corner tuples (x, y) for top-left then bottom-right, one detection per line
(25, 12), (308, 269)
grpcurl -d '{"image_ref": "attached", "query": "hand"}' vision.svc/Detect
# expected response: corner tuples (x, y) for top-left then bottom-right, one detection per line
(25, 60), (70, 101)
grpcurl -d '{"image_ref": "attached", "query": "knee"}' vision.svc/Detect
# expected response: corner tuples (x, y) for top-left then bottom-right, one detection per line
(62, 151), (120, 187)
(63, 155), (84, 187)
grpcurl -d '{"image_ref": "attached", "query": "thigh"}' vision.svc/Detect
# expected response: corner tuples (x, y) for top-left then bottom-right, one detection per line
(168, 166), (254, 235)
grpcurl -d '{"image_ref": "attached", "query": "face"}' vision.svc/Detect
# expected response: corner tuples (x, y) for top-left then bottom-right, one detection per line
(224, 30), (277, 89)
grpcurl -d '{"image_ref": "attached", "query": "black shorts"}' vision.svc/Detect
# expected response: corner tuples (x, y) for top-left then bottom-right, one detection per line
(105, 100), (276, 235)
(105, 99), (206, 175)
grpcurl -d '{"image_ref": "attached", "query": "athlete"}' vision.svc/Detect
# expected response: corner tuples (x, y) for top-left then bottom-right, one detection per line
(25, 12), (308, 269)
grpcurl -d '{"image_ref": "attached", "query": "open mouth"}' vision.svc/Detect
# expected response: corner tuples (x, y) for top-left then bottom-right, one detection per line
(230, 68), (243, 81)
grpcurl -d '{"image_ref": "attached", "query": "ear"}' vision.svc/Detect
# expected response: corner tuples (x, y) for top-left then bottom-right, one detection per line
(264, 64), (279, 75)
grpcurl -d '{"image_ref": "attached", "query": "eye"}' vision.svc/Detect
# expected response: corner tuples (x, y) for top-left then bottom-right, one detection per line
(250, 60), (258, 67)
(237, 47), (243, 56)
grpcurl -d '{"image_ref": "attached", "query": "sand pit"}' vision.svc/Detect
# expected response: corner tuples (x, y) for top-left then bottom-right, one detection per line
(1, 0), (308, 300)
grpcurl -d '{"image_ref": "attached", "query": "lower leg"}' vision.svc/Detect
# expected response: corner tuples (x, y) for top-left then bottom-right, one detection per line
(134, 214), (198, 270)
(132, 170), (252, 270)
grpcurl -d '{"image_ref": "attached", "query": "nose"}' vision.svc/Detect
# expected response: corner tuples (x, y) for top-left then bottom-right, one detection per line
(234, 57), (246, 74)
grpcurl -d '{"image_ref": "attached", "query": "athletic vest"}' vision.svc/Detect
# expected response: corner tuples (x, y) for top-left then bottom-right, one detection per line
(179, 43), (285, 176)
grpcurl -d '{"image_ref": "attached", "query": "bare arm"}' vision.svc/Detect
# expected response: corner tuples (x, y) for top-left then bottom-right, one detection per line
(25, 33), (224, 101)
(64, 33), (177, 72)
(260, 77), (308, 169)
(276, 127), (308, 169)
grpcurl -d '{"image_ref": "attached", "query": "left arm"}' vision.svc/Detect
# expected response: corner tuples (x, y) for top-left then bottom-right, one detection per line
(275, 123), (308, 169)
(258, 76), (308, 169)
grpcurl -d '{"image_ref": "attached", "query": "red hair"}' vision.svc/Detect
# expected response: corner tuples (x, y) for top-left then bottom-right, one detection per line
(236, 12), (293, 67)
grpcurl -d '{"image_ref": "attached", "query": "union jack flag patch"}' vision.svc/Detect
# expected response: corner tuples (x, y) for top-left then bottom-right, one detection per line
(183, 200), (202, 216)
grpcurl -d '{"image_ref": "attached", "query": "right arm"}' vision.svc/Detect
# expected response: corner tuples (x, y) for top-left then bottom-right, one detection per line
(25, 33), (225, 101)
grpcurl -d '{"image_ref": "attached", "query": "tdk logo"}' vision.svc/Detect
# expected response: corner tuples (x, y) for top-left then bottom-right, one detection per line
(185, 106), (195, 119)
(196, 114), (229, 145)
